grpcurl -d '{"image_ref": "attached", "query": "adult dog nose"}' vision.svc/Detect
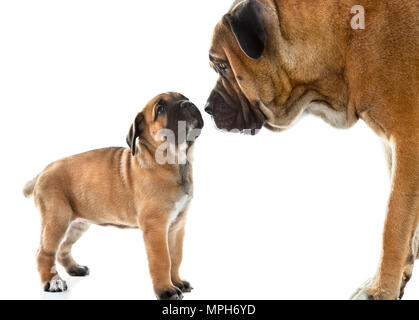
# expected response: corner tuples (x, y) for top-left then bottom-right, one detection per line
(204, 101), (213, 115)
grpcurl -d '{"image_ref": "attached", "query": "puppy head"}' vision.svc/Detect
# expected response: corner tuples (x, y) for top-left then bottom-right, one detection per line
(126, 92), (204, 156)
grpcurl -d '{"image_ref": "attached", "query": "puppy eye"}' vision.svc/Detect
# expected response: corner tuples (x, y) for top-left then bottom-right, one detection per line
(156, 105), (166, 116)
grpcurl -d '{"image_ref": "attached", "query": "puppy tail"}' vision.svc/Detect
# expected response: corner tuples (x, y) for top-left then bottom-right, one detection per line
(23, 175), (39, 198)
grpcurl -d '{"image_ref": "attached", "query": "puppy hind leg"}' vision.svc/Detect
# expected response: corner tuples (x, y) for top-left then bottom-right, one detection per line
(37, 204), (72, 292)
(58, 221), (90, 277)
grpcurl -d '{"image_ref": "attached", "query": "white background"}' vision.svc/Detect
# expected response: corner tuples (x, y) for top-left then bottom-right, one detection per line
(0, 0), (416, 300)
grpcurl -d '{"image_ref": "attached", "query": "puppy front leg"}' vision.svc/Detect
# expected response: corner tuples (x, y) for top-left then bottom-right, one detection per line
(168, 213), (193, 293)
(141, 221), (183, 300)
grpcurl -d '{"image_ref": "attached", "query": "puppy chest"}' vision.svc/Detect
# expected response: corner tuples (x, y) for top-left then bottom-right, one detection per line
(168, 194), (191, 225)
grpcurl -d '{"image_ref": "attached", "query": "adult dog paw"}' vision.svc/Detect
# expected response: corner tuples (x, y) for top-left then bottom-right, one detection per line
(350, 279), (374, 300)
(350, 279), (398, 300)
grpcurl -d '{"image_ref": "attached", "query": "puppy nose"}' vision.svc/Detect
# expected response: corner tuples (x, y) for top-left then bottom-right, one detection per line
(204, 101), (213, 115)
(180, 101), (194, 108)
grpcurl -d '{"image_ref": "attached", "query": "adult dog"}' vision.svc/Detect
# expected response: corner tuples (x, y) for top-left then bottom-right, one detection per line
(205, 0), (418, 299)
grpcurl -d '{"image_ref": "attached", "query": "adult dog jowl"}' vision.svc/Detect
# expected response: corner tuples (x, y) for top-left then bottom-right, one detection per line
(205, 0), (418, 300)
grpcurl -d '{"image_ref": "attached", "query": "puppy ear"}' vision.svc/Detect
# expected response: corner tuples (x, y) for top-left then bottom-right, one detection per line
(126, 112), (145, 156)
(224, 0), (267, 60)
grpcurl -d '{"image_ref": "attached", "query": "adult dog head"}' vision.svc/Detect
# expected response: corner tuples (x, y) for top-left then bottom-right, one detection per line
(205, 0), (356, 134)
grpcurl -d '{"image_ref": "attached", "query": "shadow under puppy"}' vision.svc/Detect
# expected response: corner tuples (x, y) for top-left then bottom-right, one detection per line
(23, 92), (204, 300)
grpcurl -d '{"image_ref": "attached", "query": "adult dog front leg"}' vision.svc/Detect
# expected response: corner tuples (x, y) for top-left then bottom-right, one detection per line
(352, 139), (419, 300)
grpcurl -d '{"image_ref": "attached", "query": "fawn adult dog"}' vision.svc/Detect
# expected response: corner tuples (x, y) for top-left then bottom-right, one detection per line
(205, 0), (418, 299)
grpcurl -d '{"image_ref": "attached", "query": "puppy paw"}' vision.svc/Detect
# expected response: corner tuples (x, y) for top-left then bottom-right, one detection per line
(173, 280), (193, 293)
(68, 265), (90, 277)
(44, 277), (68, 292)
(156, 286), (184, 300)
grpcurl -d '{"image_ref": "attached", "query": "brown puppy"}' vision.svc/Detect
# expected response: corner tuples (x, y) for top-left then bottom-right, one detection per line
(206, 0), (418, 299)
(24, 92), (204, 300)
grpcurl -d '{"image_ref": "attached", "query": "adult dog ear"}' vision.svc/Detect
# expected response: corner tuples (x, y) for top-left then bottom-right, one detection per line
(224, 0), (267, 60)
(126, 112), (145, 156)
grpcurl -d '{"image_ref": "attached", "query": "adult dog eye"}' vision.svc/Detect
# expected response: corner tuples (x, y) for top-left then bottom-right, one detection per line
(217, 63), (228, 73)
(156, 105), (166, 116)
